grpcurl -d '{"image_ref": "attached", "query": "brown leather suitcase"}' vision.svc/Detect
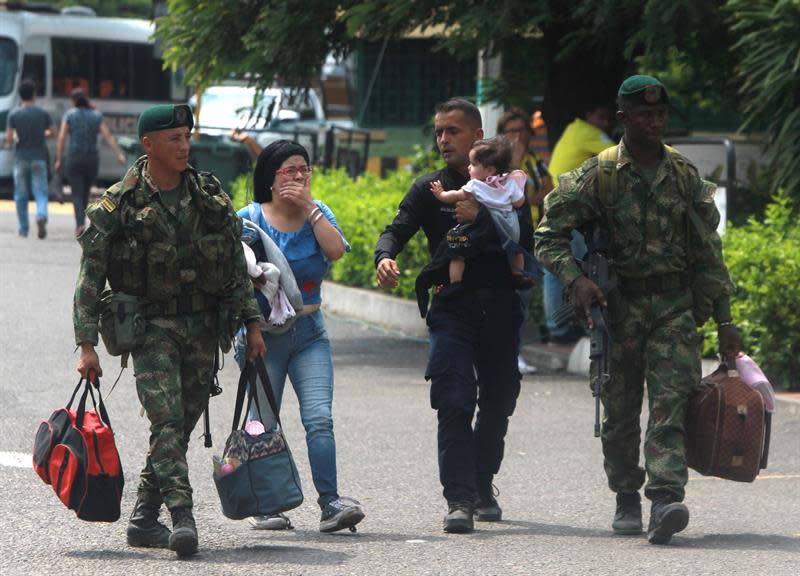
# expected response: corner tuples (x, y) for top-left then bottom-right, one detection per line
(685, 365), (771, 482)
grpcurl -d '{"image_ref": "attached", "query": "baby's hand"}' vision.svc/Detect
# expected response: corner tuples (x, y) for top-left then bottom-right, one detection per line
(430, 180), (444, 197)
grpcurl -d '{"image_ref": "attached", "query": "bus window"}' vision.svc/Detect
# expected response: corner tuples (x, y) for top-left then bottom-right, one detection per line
(52, 38), (91, 97)
(131, 44), (170, 101)
(95, 41), (129, 99)
(22, 54), (46, 97)
(0, 38), (18, 97)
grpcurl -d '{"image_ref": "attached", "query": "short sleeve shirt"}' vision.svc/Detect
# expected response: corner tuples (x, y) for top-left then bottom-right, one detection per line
(8, 105), (53, 161)
(64, 107), (103, 160)
(238, 200), (350, 305)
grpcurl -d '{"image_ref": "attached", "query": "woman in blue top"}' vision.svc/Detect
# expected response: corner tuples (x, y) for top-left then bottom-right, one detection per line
(55, 88), (125, 236)
(235, 140), (364, 533)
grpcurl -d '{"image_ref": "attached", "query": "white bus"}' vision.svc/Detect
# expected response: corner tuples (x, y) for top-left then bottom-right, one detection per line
(0, 5), (187, 185)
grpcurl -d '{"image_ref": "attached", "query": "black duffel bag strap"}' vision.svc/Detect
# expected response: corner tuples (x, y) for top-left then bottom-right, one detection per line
(73, 375), (113, 430)
(253, 360), (282, 428)
(231, 361), (282, 431)
(231, 364), (251, 432)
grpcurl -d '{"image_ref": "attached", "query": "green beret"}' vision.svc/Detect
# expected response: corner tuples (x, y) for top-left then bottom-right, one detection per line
(138, 104), (193, 138)
(618, 75), (669, 106)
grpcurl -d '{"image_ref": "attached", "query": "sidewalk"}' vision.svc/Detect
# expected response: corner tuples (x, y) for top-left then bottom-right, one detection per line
(322, 281), (799, 409)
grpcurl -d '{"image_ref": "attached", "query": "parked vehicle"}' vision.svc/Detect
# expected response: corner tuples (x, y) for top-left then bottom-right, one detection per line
(190, 84), (353, 162)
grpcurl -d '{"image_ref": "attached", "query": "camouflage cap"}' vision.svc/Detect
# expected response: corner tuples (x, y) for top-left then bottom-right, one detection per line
(618, 75), (669, 106)
(138, 104), (193, 139)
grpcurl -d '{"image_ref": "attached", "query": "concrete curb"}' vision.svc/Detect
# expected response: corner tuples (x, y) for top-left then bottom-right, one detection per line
(322, 281), (428, 339)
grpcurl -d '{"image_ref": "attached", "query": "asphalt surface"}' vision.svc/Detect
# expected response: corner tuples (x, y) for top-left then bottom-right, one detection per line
(1, 207), (798, 576)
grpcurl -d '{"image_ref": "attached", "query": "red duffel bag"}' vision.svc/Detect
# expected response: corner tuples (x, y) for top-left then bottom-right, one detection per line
(33, 377), (124, 522)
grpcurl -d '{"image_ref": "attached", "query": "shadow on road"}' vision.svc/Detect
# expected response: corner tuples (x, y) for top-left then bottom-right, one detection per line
(682, 533), (800, 552)
(67, 544), (351, 565)
(475, 519), (610, 539)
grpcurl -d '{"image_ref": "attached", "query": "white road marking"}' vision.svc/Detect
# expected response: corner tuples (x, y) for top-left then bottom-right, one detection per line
(405, 539), (427, 544)
(0, 451), (32, 468)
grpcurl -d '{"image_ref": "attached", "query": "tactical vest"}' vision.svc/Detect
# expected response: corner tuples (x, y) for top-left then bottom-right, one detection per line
(96, 169), (241, 315)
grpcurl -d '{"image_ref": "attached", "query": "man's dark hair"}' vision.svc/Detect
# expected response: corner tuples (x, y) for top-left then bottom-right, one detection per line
(496, 107), (532, 136)
(470, 136), (512, 174)
(434, 98), (482, 128)
(18, 79), (36, 101)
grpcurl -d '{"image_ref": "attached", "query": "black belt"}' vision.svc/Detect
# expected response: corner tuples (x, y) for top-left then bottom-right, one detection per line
(145, 292), (219, 316)
(620, 272), (688, 295)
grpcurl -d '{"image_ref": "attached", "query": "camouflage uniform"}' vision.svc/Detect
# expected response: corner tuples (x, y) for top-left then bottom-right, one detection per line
(534, 140), (732, 501)
(73, 156), (261, 510)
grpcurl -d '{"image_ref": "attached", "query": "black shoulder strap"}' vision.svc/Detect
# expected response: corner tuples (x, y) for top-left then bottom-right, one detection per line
(231, 361), (282, 431)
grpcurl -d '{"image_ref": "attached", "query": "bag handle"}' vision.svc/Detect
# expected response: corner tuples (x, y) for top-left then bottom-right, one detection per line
(72, 375), (114, 431)
(231, 361), (282, 431)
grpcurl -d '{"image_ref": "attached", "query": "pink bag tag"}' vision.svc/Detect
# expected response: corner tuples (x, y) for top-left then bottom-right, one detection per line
(735, 352), (776, 413)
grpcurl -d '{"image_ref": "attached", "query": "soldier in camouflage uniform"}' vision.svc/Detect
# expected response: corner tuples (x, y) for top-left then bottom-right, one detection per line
(73, 104), (266, 557)
(535, 76), (742, 545)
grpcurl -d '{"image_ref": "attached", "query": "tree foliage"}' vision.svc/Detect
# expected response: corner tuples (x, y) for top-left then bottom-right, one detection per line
(154, 0), (349, 92)
(154, 0), (798, 199)
(728, 0), (800, 202)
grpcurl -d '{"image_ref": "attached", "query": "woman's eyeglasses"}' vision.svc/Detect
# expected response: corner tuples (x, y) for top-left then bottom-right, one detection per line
(275, 165), (313, 178)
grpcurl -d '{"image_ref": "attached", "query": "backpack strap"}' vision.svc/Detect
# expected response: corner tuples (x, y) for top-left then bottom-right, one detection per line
(596, 145), (619, 208)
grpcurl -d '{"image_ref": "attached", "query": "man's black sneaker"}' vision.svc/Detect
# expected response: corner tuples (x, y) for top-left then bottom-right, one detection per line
(126, 497), (171, 548)
(319, 497), (365, 533)
(443, 502), (474, 533)
(647, 500), (689, 545)
(612, 492), (643, 535)
(169, 507), (198, 558)
(474, 496), (502, 522)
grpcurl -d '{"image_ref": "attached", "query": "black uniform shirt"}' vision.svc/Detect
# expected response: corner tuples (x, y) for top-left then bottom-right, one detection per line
(375, 166), (533, 291)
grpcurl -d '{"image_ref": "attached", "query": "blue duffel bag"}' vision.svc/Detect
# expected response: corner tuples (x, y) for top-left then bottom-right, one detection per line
(213, 360), (303, 520)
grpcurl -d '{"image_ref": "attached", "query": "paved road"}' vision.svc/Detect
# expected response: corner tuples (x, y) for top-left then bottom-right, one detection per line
(1, 208), (798, 576)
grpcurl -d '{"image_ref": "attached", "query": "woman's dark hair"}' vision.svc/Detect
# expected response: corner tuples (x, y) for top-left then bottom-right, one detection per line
(470, 136), (512, 174)
(253, 139), (310, 203)
(70, 88), (90, 108)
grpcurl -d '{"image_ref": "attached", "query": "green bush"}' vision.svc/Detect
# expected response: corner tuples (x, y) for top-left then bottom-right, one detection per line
(701, 192), (800, 390)
(312, 169), (429, 300)
(229, 168), (430, 300)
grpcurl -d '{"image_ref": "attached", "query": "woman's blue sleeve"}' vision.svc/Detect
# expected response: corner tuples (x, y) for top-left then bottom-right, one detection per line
(315, 200), (351, 253)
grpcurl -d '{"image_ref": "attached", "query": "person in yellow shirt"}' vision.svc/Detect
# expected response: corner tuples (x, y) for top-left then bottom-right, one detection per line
(543, 103), (614, 344)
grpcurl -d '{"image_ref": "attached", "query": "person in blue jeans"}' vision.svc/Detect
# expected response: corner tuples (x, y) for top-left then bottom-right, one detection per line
(4, 79), (54, 238)
(234, 139), (365, 533)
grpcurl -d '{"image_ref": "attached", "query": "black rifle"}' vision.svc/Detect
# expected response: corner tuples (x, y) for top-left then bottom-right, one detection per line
(202, 349), (224, 448)
(553, 228), (615, 437)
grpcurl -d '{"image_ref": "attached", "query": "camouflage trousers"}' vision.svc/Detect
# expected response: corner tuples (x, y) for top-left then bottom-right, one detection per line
(595, 289), (701, 502)
(132, 314), (217, 510)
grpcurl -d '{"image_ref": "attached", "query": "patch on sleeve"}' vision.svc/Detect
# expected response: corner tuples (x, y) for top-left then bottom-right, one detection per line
(100, 196), (117, 212)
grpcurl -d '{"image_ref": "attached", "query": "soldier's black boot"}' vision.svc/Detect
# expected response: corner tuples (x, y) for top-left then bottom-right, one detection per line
(169, 507), (198, 558)
(611, 492), (643, 535)
(647, 495), (689, 545)
(126, 497), (171, 548)
(474, 474), (502, 522)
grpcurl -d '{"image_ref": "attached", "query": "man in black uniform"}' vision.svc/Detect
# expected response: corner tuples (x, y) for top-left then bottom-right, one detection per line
(375, 99), (532, 533)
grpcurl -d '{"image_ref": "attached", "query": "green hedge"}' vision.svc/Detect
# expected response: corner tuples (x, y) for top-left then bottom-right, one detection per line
(230, 167), (429, 300)
(701, 193), (800, 390)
